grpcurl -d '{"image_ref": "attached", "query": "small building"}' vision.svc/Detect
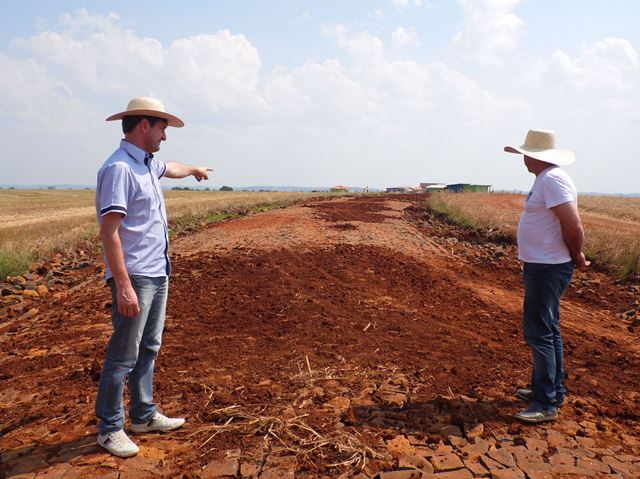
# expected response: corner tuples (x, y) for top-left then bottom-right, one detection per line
(446, 183), (492, 193)
(330, 185), (349, 193)
(420, 182), (447, 193)
(386, 186), (412, 193)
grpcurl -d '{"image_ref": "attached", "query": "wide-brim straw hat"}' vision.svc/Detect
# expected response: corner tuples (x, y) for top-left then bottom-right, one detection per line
(106, 96), (184, 127)
(504, 129), (574, 166)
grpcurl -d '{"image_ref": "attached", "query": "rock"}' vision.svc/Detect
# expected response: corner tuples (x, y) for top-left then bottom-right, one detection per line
(551, 463), (597, 476)
(487, 448), (516, 468)
(430, 453), (465, 472)
(546, 430), (570, 449)
(386, 435), (416, 458)
(448, 436), (467, 449)
(548, 452), (574, 466)
(480, 454), (504, 473)
(556, 420), (580, 436)
(22, 290), (40, 298)
(378, 470), (422, 479)
(378, 391), (407, 408)
(201, 458), (239, 478)
(398, 455), (433, 473)
(441, 425), (462, 438)
(576, 457), (611, 474)
(421, 470), (473, 479)
(466, 423), (484, 440)
(1, 287), (16, 296)
(490, 468), (525, 479)
(36, 284), (49, 295)
(463, 459), (489, 477)
(459, 439), (489, 461)
(323, 396), (351, 417)
(239, 462), (260, 478)
(524, 437), (548, 455)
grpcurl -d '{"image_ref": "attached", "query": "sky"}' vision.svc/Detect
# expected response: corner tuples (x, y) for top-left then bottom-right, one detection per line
(1, 0), (639, 193)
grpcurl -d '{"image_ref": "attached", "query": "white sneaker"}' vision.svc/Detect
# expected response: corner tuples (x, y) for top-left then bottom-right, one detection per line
(97, 429), (139, 458)
(130, 412), (185, 433)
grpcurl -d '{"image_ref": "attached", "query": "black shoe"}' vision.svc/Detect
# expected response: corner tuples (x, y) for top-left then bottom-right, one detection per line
(516, 388), (565, 407)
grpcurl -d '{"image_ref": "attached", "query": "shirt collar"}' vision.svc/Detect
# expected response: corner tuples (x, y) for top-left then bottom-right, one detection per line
(120, 140), (154, 164)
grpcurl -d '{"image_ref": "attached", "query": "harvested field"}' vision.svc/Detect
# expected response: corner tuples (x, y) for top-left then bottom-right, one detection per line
(1, 194), (639, 478)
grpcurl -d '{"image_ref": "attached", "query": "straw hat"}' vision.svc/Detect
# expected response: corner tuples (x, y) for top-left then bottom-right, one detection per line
(504, 129), (574, 166)
(106, 96), (184, 127)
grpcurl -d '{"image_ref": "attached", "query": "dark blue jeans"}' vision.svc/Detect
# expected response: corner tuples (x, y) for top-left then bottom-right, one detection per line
(523, 262), (574, 411)
(96, 275), (168, 434)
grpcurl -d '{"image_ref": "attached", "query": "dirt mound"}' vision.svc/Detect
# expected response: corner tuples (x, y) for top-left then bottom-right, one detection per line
(1, 194), (639, 478)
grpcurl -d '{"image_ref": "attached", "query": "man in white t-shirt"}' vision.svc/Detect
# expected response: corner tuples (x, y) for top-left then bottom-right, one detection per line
(504, 129), (589, 423)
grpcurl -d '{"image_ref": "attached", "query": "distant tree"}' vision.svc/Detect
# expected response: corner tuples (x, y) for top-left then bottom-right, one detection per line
(8, 186), (15, 190)
(47, 186), (56, 190)
(219, 185), (233, 191)
(204, 187), (211, 191)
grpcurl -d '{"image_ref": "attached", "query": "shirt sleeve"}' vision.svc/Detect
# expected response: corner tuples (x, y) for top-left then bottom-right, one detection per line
(148, 157), (167, 179)
(542, 172), (576, 209)
(97, 163), (131, 217)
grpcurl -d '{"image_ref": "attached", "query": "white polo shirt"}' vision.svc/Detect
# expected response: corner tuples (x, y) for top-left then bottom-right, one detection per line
(517, 166), (577, 264)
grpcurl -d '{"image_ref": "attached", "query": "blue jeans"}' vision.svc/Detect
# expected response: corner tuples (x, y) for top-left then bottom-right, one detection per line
(523, 262), (574, 411)
(96, 275), (168, 434)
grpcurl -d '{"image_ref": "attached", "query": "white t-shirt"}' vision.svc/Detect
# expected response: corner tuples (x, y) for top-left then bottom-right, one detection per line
(517, 166), (577, 264)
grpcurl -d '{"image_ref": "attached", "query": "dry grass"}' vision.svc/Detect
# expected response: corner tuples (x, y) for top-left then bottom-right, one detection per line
(0, 189), (332, 280)
(427, 191), (640, 280)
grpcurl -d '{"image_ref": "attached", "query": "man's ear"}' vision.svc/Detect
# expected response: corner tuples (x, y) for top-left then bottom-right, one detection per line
(138, 118), (150, 133)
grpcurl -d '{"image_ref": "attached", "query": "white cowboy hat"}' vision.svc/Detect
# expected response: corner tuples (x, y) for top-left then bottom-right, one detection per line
(504, 129), (574, 166)
(106, 96), (184, 127)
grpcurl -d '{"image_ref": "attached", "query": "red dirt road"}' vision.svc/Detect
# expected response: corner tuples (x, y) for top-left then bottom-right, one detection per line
(1, 195), (639, 478)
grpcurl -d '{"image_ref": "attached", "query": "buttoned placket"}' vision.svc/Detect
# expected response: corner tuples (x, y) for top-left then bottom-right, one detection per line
(144, 154), (171, 275)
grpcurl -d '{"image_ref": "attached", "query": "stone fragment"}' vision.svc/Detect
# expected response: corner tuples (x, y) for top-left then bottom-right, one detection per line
(36, 284), (49, 295)
(259, 467), (295, 479)
(387, 435), (417, 458)
(556, 420), (580, 436)
(490, 468), (525, 479)
(449, 436), (468, 449)
(466, 423), (484, 441)
(379, 391), (408, 408)
(430, 453), (465, 472)
(576, 457), (610, 474)
(378, 470), (422, 479)
(524, 437), (547, 455)
(486, 449), (516, 468)
(200, 457), (239, 478)
(551, 463), (596, 476)
(463, 459), (489, 477)
(460, 440), (489, 461)
(323, 396), (351, 417)
(239, 462), (259, 477)
(575, 436), (596, 448)
(479, 454), (503, 473)
(548, 452), (574, 466)
(398, 455), (433, 473)
(545, 430), (570, 449)
(22, 290), (39, 298)
(441, 425), (463, 438)
(421, 469), (473, 479)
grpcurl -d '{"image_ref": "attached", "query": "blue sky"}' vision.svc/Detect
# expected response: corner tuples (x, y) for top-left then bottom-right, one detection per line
(1, 1), (639, 193)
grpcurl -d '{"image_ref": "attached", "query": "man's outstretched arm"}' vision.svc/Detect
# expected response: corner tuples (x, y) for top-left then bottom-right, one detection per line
(164, 162), (213, 181)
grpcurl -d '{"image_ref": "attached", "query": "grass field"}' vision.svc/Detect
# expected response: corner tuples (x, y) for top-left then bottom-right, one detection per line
(427, 192), (640, 280)
(0, 189), (332, 280)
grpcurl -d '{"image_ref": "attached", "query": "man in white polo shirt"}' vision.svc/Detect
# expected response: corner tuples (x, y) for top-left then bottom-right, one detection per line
(504, 129), (589, 423)
(95, 97), (212, 457)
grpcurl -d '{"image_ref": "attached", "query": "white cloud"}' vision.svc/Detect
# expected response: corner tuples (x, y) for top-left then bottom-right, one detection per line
(547, 38), (638, 91)
(392, 27), (421, 48)
(452, 0), (523, 64)
(391, 0), (423, 9)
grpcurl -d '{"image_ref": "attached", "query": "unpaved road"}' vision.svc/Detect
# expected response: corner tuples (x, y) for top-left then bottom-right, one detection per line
(1, 194), (639, 478)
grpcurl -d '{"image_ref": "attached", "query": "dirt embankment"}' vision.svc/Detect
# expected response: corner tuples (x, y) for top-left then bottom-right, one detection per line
(1, 194), (639, 478)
